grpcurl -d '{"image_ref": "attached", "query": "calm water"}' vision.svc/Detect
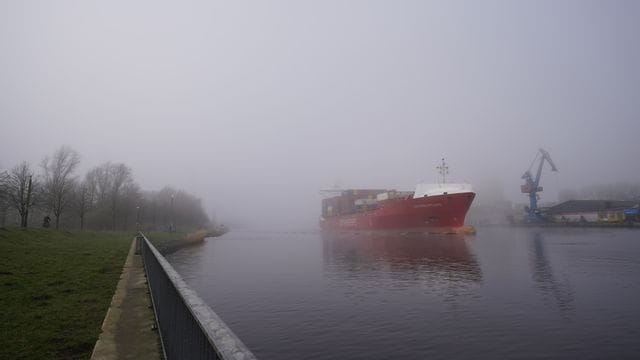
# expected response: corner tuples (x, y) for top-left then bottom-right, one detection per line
(167, 227), (640, 359)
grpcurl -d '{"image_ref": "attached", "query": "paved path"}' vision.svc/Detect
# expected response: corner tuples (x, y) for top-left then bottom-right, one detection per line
(91, 239), (162, 359)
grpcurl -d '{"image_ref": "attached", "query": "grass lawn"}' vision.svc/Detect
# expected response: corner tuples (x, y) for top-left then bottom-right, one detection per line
(0, 228), (133, 360)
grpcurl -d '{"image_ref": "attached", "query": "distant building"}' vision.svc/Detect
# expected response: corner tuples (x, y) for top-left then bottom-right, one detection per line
(545, 200), (638, 223)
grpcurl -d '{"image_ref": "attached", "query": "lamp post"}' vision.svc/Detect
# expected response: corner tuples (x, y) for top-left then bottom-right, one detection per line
(136, 205), (140, 231)
(170, 194), (175, 232)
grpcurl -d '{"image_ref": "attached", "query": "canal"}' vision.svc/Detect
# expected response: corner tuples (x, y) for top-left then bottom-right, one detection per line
(167, 227), (640, 359)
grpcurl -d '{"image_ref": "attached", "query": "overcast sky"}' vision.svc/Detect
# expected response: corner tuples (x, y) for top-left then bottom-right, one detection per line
(1, 0), (639, 229)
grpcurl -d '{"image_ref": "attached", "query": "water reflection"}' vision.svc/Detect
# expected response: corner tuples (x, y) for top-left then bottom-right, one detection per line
(529, 232), (575, 315)
(168, 228), (640, 360)
(322, 232), (482, 285)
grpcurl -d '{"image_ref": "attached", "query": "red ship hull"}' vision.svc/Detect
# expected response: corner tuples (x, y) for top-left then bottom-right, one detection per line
(320, 192), (475, 233)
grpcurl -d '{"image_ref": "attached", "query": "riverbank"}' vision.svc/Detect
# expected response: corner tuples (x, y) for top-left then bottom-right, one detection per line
(0, 228), (132, 360)
(145, 228), (227, 255)
(510, 222), (640, 228)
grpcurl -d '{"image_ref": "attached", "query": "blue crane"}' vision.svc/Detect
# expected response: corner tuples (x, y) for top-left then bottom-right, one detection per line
(521, 148), (558, 222)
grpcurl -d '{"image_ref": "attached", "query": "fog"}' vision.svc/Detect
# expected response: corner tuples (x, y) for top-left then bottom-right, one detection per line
(1, 1), (639, 229)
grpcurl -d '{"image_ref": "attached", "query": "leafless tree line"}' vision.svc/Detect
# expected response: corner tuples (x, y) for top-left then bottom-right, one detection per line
(0, 146), (211, 231)
(559, 183), (640, 202)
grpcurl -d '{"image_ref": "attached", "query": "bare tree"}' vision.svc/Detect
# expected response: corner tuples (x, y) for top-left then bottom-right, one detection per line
(108, 163), (134, 230)
(88, 164), (111, 204)
(560, 182), (640, 202)
(140, 186), (210, 231)
(117, 180), (141, 230)
(74, 179), (93, 230)
(0, 169), (9, 226)
(85, 162), (138, 230)
(6, 162), (38, 228)
(42, 146), (81, 228)
(3, 154), (210, 231)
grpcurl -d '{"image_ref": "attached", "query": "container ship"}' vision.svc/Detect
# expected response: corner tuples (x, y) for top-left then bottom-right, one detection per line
(319, 161), (476, 234)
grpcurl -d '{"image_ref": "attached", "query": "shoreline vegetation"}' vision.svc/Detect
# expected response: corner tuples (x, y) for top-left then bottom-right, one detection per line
(0, 226), (227, 360)
(0, 145), (217, 235)
(145, 226), (228, 255)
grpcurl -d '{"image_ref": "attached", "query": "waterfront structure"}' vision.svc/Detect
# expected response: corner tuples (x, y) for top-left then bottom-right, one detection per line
(546, 200), (639, 223)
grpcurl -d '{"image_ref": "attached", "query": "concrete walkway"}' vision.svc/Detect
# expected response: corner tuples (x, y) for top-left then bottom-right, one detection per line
(91, 239), (162, 360)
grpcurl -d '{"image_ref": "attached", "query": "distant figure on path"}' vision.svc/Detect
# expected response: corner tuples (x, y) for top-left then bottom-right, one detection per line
(43, 215), (51, 228)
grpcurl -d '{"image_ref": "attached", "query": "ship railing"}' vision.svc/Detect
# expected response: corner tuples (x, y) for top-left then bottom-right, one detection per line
(137, 232), (257, 360)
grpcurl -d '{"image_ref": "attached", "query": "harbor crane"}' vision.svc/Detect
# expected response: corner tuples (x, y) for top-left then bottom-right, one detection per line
(521, 148), (558, 222)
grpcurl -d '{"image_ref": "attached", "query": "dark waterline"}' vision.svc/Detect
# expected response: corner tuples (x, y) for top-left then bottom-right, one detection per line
(167, 227), (640, 359)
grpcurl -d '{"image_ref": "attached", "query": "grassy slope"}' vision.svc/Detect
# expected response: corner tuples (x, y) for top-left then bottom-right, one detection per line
(143, 231), (188, 254)
(0, 228), (132, 360)
(144, 228), (226, 255)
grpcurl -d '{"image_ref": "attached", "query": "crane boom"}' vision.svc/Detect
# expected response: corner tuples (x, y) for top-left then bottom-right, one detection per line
(539, 149), (558, 172)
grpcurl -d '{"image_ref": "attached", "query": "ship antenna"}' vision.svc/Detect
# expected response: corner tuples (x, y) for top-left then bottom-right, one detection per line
(436, 158), (449, 184)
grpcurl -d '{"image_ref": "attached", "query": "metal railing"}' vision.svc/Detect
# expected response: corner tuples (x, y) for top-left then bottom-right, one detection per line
(137, 232), (257, 360)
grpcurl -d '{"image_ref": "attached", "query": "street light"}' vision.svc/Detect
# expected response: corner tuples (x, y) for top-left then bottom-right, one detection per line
(170, 194), (175, 232)
(136, 205), (140, 230)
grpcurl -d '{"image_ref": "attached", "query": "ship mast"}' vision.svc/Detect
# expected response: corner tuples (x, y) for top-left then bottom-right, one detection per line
(436, 158), (449, 184)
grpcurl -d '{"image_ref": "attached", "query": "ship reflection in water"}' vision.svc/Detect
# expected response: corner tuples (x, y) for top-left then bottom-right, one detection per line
(322, 231), (481, 294)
